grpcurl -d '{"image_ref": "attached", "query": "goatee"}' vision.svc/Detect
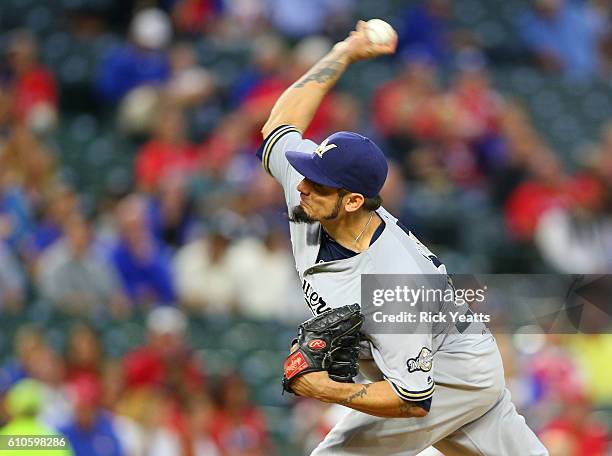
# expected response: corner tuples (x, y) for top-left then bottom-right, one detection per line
(289, 205), (317, 223)
(289, 195), (343, 224)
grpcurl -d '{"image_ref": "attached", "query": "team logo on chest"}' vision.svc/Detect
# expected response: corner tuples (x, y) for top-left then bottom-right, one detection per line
(302, 279), (331, 315)
(314, 138), (337, 158)
(407, 347), (433, 373)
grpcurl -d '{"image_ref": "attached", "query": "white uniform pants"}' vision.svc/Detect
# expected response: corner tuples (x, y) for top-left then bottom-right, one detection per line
(312, 336), (548, 456)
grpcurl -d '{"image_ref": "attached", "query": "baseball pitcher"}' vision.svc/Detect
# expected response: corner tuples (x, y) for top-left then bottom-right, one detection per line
(258, 20), (548, 456)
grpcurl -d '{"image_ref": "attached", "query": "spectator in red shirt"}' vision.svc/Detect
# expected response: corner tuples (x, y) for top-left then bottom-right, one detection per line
(135, 107), (201, 192)
(122, 307), (206, 395)
(444, 50), (504, 153)
(211, 372), (269, 456)
(5, 30), (58, 133)
(184, 392), (220, 456)
(437, 49), (506, 186)
(197, 111), (253, 177)
(240, 36), (342, 144)
(505, 150), (574, 240)
(170, 0), (221, 36)
(65, 324), (104, 386)
(540, 392), (609, 456)
(373, 47), (442, 156)
(506, 149), (605, 242)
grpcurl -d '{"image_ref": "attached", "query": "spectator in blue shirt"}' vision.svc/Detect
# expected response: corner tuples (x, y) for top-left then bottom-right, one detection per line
(518, 0), (605, 79)
(396, 0), (452, 65)
(60, 378), (124, 456)
(0, 186), (32, 251)
(266, 0), (354, 39)
(147, 174), (199, 250)
(96, 8), (172, 103)
(109, 195), (176, 307)
(0, 326), (45, 394)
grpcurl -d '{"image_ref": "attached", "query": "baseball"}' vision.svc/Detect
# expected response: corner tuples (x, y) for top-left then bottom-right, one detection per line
(365, 19), (395, 45)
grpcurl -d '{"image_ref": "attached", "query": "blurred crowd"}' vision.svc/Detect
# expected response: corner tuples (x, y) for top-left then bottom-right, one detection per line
(0, 308), (269, 455)
(0, 316), (610, 455)
(0, 0), (611, 454)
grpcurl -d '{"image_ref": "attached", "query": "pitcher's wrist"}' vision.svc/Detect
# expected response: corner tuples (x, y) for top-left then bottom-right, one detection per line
(331, 42), (355, 65)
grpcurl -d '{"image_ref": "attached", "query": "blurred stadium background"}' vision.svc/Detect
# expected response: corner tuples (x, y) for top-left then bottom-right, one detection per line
(0, 0), (611, 454)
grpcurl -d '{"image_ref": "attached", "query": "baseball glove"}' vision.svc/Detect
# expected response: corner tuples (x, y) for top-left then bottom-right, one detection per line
(282, 303), (364, 394)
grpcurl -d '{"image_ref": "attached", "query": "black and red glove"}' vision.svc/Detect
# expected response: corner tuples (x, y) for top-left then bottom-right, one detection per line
(282, 304), (364, 394)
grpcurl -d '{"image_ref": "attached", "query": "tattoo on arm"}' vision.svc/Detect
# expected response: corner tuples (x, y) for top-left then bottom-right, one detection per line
(398, 400), (415, 416)
(339, 383), (371, 405)
(293, 60), (343, 88)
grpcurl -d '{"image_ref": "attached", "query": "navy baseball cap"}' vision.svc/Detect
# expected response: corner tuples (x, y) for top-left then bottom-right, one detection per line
(285, 132), (388, 198)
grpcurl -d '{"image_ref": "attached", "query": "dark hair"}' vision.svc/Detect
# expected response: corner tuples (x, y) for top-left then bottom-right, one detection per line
(338, 189), (382, 211)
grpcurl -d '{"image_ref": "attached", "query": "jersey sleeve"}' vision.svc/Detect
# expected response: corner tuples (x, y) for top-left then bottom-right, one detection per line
(369, 333), (435, 404)
(256, 125), (318, 209)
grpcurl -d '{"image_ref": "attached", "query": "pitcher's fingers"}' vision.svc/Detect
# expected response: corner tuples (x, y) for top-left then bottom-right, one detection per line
(374, 34), (398, 54)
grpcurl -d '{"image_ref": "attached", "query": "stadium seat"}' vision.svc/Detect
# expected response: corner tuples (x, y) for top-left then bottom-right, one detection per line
(453, 0), (488, 27)
(196, 348), (238, 375)
(239, 349), (283, 388)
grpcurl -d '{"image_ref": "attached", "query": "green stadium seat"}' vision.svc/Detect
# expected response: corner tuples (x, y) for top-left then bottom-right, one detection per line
(41, 32), (71, 67)
(239, 350), (284, 387)
(453, 0), (488, 27)
(45, 327), (66, 352)
(59, 54), (90, 86)
(581, 90), (612, 122)
(220, 321), (264, 356)
(104, 166), (132, 195)
(59, 0), (84, 10)
(196, 348), (238, 375)
(62, 0), (115, 11)
(475, 20), (509, 49)
(103, 328), (133, 358)
(26, 300), (54, 325)
(98, 314), (144, 353)
(255, 381), (294, 407)
(69, 114), (99, 143)
(354, 1), (395, 22)
(509, 67), (546, 97)
(92, 33), (121, 58)
(24, 5), (54, 34)
(86, 136), (114, 167)
(189, 318), (232, 350)
(357, 61), (396, 97)
(550, 115), (582, 144)
(529, 90), (564, 119)
(261, 405), (294, 446)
